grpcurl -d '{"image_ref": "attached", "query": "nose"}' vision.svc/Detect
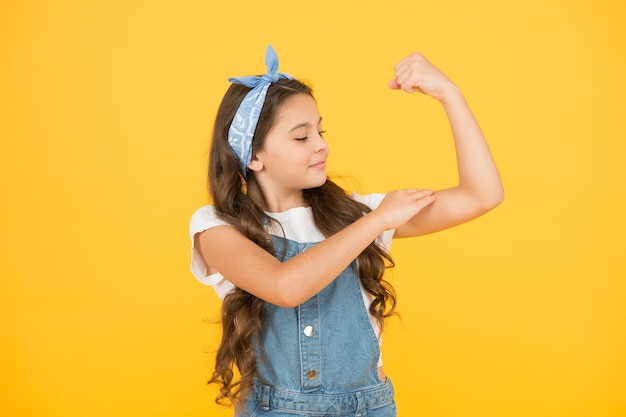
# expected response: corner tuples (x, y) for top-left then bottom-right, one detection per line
(314, 134), (327, 153)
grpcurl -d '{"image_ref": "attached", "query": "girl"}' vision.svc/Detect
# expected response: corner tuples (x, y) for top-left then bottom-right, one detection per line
(190, 45), (503, 417)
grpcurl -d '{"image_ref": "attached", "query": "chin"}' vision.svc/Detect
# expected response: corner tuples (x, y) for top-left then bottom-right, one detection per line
(304, 177), (328, 190)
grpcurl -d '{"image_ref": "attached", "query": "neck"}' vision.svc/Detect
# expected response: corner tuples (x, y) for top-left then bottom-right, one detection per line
(247, 176), (307, 213)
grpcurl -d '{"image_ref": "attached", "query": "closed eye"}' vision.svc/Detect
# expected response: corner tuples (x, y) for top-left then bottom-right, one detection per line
(294, 129), (326, 141)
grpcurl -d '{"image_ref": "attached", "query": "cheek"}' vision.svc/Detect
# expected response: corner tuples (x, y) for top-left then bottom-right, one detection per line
(283, 148), (309, 165)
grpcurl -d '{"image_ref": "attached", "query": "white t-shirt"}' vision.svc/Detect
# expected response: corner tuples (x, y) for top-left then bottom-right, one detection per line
(189, 192), (394, 366)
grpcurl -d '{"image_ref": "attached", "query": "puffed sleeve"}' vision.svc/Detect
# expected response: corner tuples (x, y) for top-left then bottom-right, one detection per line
(189, 206), (234, 299)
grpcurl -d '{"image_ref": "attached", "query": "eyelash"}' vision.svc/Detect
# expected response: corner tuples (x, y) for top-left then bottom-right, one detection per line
(295, 131), (327, 141)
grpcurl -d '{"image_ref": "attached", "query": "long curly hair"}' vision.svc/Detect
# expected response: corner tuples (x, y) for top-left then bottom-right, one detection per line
(206, 78), (397, 407)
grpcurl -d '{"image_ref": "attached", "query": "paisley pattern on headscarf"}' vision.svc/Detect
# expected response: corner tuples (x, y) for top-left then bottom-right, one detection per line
(227, 44), (293, 177)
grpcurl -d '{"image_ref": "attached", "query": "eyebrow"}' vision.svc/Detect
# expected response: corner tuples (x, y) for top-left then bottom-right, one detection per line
(288, 117), (323, 132)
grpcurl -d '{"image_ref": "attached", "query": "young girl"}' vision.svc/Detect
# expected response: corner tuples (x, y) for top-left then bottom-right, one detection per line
(190, 45), (503, 417)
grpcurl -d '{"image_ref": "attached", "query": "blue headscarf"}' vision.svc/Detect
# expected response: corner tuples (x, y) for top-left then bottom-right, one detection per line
(227, 45), (293, 178)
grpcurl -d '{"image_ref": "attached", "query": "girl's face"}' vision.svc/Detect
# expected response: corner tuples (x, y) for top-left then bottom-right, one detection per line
(250, 94), (329, 197)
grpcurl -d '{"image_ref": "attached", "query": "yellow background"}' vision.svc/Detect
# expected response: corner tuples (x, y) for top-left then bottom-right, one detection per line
(1, 0), (624, 416)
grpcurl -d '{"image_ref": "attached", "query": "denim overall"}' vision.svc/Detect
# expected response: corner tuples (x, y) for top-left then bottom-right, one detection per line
(238, 237), (397, 417)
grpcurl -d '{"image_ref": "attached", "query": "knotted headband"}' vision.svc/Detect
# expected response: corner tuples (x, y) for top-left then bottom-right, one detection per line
(227, 44), (294, 177)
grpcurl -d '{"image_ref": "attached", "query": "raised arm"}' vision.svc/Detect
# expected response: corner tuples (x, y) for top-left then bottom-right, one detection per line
(389, 52), (504, 238)
(195, 189), (435, 308)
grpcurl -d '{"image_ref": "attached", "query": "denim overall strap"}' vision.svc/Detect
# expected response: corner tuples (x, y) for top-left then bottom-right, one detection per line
(243, 236), (396, 416)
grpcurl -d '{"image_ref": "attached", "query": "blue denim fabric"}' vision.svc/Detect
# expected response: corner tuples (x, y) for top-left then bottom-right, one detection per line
(237, 237), (397, 417)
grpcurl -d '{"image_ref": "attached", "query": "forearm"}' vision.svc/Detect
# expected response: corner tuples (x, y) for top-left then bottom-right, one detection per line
(275, 188), (435, 305)
(275, 211), (385, 307)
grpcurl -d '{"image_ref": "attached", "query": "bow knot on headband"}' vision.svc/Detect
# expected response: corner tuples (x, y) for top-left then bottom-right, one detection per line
(227, 44), (294, 177)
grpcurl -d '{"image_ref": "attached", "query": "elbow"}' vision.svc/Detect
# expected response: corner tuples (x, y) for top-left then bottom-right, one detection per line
(256, 268), (311, 308)
(273, 293), (304, 309)
(277, 300), (302, 309)
(271, 278), (307, 309)
(481, 184), (504, 211)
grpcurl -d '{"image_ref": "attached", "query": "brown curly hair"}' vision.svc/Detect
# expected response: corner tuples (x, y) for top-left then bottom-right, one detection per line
(206, 78), (397, 407)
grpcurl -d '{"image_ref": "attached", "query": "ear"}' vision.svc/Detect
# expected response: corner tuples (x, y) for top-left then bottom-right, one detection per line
(247, 153), (264, 172)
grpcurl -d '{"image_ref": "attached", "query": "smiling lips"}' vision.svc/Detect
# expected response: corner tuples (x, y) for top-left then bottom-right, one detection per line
(310, 160), (327, 168)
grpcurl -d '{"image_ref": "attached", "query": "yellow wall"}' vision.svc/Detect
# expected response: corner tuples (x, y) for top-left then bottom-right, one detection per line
(1, 1), (624, 416)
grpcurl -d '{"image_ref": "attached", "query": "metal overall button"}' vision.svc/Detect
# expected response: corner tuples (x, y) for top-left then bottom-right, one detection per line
(306, 369), (318, 380)
(303, 325), (315, 337)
